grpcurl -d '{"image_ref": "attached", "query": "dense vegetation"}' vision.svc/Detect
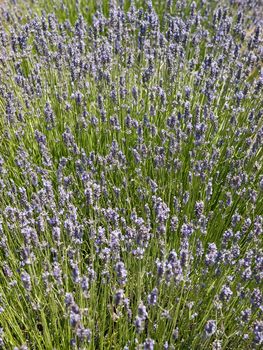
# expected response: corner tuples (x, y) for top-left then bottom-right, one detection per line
(0, 0), (262, 349)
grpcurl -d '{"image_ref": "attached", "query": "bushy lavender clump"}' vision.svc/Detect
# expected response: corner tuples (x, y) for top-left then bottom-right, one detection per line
(0, 0), (262, 349)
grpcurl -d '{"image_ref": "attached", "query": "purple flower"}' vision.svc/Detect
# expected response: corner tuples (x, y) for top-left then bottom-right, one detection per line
(21, 271), (32, 291)
(115, 261), (127, 285)
(76, 327), (91, 343)
(253, 320), (263, 345)
(205, 320), (217, 336)
(70, 309), (81, 328)
(135, 316), (144, 333)
(114, 289), (124, 306)
(65, 293), (74, 308)
(147, 287), (158, 306)
(212, 340), (222, 350)
(205, 243), (218, 266)
(138, 302), (148, 320)
(143, 338), (155, 350)
(219, 285), (233, 302)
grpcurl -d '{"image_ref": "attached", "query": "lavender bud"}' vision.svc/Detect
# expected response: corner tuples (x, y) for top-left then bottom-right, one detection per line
(205, 320), (217, 337)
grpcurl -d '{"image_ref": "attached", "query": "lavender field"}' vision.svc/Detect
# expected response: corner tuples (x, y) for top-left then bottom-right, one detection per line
(0, 0), (262, 349)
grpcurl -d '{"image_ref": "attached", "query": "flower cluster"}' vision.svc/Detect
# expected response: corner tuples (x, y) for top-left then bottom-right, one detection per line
(0, 0), (262, 349)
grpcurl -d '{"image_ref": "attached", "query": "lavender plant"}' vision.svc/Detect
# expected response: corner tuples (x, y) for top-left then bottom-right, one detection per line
(0, 0), (262, 349)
